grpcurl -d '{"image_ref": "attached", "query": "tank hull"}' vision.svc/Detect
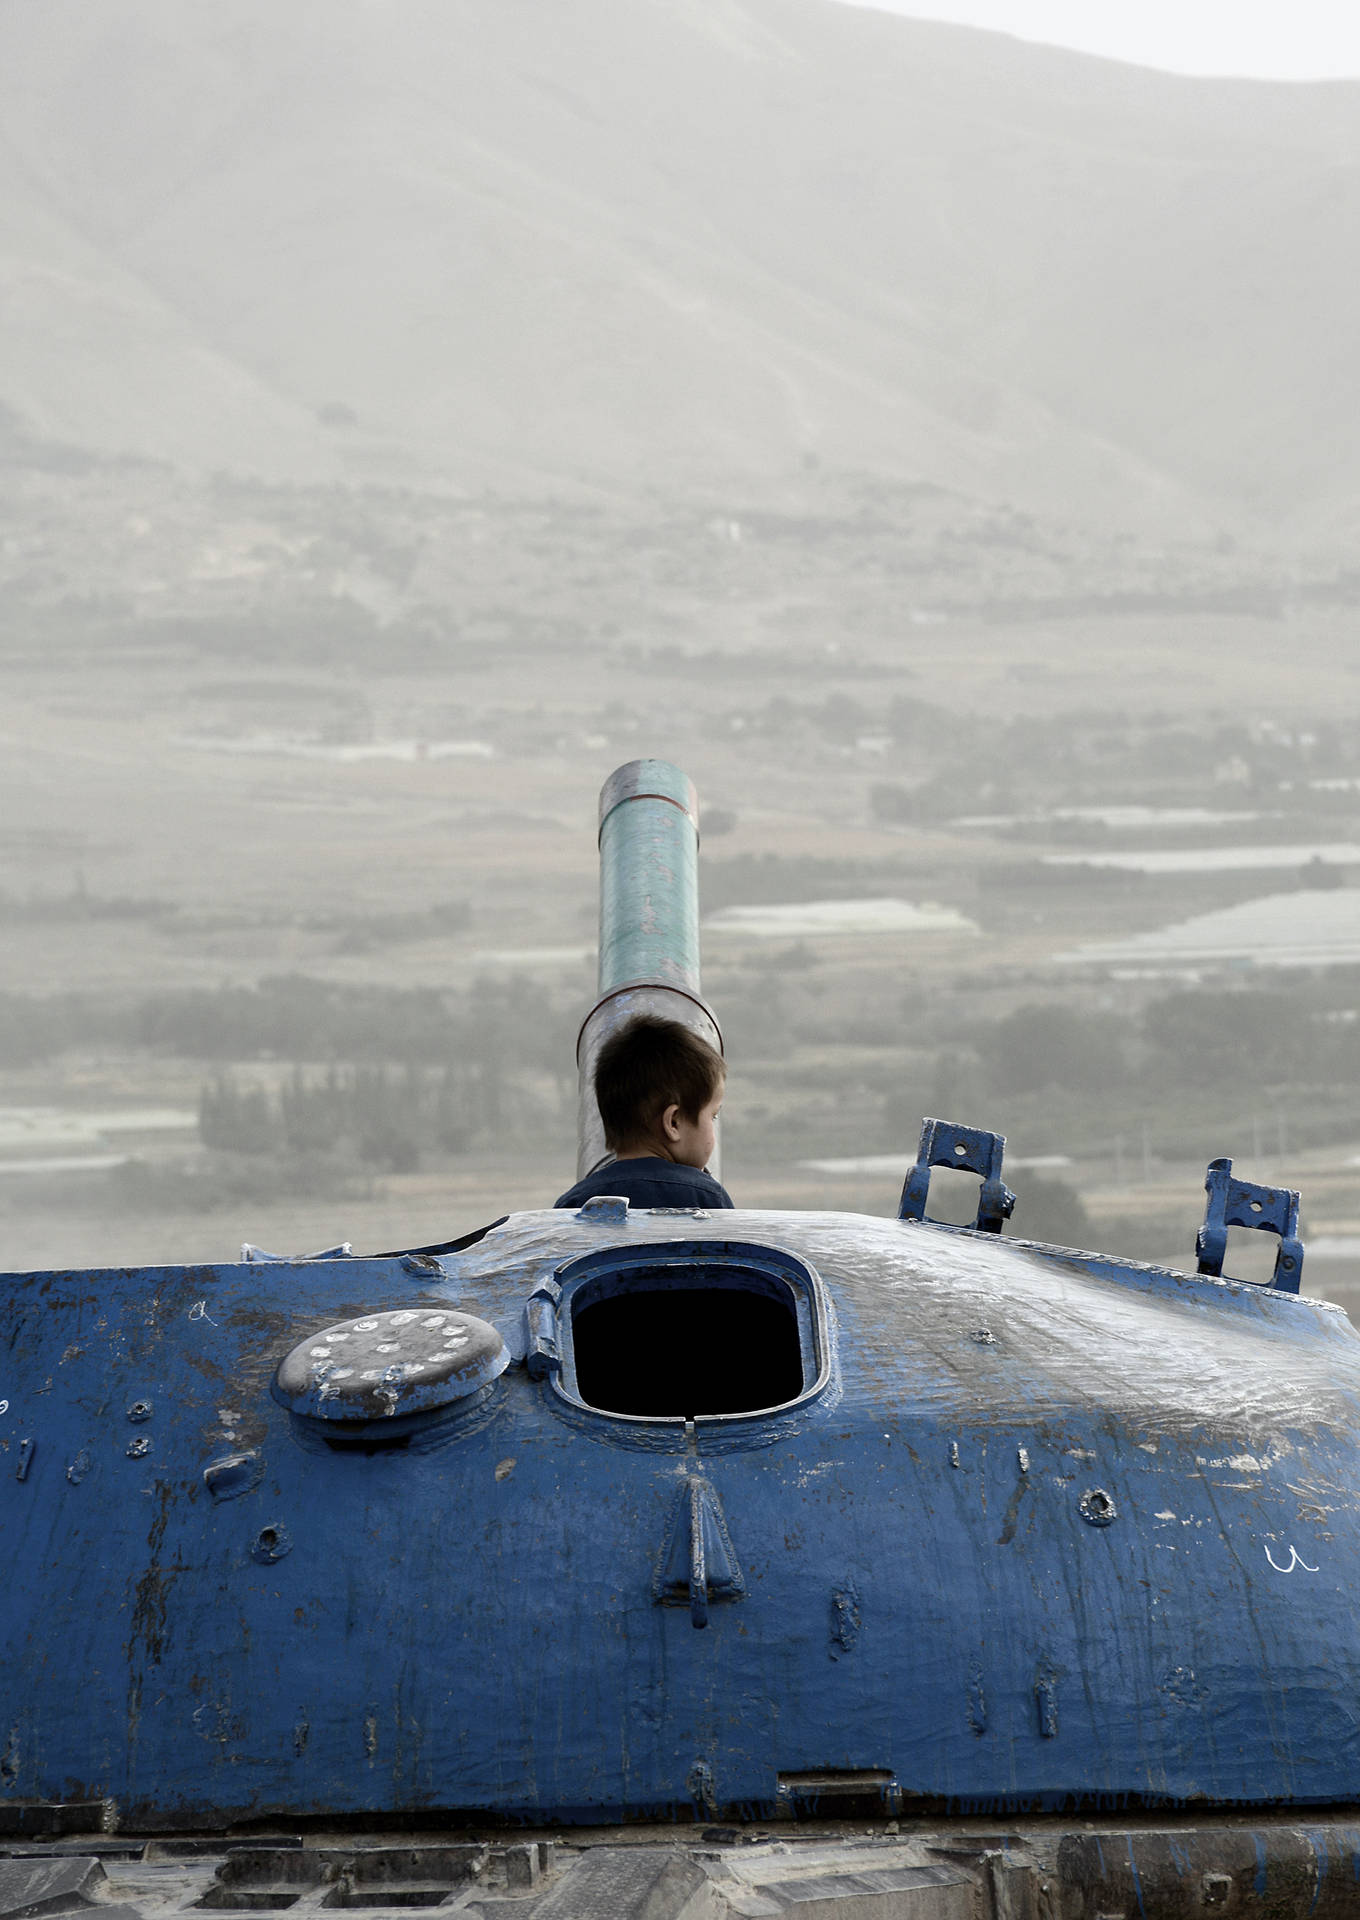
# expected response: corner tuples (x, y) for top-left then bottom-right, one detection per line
(3, 1206), (1359, 1832)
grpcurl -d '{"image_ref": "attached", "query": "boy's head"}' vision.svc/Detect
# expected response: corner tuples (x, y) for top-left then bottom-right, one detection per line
(594, 1015), (725, 1168)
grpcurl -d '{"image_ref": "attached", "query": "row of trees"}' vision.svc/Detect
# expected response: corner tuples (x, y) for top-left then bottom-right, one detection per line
(186, 978), (575, 1168)
(0, 973), (573, 1074)
(0, 974), (576, 1176)
(976, 989), (1360, 1097)
(6, 964), (1354, 1103)
(696, 690), (1360, 792)
(200, 1065), (480, 1173)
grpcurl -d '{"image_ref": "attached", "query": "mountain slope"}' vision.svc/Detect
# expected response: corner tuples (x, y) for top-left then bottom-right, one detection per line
(0, 0), (1355, 535)
(0, 126), (337, 478)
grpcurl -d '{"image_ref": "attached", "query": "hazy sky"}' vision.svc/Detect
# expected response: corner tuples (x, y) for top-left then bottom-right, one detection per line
(843, 1), (1360, 79)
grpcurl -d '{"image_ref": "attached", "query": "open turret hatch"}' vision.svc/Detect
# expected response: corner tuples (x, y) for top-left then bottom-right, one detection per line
(526, 1239), (833, 1426)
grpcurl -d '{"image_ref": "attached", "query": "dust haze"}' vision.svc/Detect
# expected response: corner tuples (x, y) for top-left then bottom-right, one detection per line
(2, 0), (1359, 1311)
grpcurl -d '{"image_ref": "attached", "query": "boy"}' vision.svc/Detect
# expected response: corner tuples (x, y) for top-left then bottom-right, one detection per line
(555, 1014), (733, 1210)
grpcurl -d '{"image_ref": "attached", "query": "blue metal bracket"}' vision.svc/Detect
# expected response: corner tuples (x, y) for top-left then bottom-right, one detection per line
(1196, 1157), (1303, 1293)
(654, 1474), (744, 1628)
(524, 1279), (562, 1378)
(898, 1118), (1016, 1234)
(576, 1194), (629, 1225)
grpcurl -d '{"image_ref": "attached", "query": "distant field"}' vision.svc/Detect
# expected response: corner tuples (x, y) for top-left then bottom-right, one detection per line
(0, 566), (1356, 1281)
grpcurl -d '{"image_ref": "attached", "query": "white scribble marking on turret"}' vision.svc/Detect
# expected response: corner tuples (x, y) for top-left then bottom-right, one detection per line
(1264, 1544), (1319, 1574)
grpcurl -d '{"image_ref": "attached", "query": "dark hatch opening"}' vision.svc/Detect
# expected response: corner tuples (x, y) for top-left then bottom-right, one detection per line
(571, 1280), (804, 1418)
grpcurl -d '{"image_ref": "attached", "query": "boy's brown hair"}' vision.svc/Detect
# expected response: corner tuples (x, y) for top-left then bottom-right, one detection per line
(594, 1015), (725, 1149)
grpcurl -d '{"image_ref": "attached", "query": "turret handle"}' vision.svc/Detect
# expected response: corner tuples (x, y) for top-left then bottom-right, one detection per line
(1196, 1157), (1303, 1293)
(898, 1118), (1016, 1235)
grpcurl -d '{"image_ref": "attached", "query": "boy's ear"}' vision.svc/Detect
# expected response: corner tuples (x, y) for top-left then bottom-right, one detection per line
(659, 1102), (682, 1141)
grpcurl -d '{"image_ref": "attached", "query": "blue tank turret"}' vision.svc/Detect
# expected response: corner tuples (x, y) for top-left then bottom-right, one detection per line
(2, 761), (1359, 1920)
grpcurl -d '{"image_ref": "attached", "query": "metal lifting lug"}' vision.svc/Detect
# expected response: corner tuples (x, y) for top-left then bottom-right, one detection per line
(1196, 1157), (1304, 1293)
(576, 1193), (630, 1225)
(654, 1474), (744, 1629)
(898, 1117), (1016, 1234)
(524, 1281), (563, 1378)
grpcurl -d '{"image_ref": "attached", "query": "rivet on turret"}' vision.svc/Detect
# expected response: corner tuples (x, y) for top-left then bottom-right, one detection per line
(252, 1522), (292, 1565)
(1080, 1488), (1118, 1527)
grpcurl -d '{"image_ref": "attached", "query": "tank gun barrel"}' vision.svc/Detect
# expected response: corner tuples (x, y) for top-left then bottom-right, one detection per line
(576, 758), (723, 1178)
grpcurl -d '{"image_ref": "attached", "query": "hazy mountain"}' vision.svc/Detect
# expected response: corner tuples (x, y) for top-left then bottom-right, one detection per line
(1, 0), (1357, 539)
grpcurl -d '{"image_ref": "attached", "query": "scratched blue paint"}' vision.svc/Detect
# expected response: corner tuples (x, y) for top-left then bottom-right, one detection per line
(3, 1200), (1360, 1829)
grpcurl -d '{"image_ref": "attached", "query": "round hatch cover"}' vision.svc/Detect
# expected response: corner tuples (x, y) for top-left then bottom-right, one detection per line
(273, 1308), (508, 1424)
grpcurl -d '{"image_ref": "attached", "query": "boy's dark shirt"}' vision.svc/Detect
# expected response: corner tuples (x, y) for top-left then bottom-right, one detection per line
(554, 1157), (734, 1211)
